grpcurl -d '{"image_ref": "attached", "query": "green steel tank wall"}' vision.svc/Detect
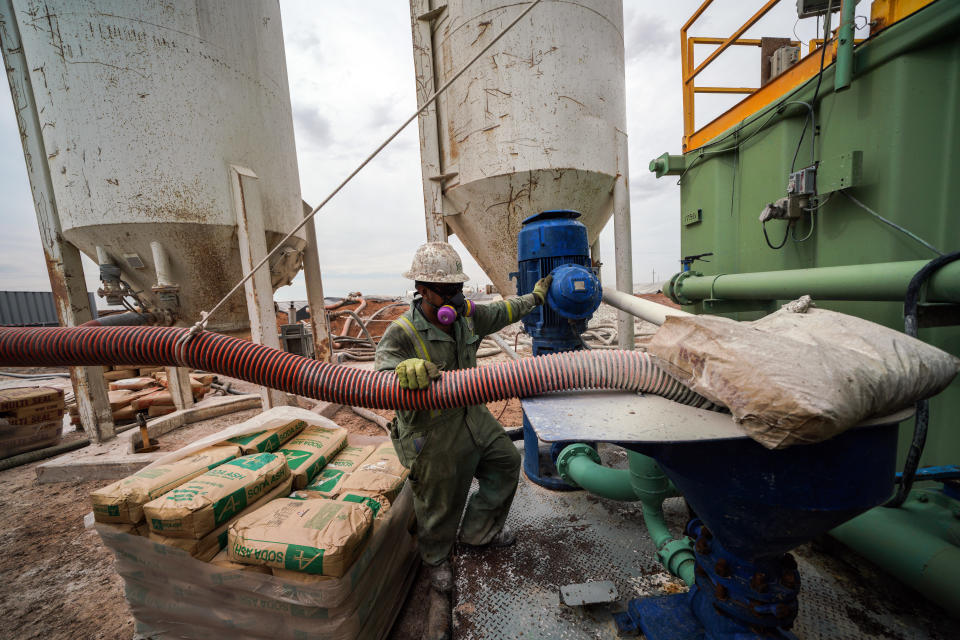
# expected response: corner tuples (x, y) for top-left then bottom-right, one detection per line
(671, 1), (959, 468)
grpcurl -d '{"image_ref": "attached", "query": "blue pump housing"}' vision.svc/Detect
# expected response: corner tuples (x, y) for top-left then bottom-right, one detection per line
(514, 209), (601, 491)
(514, 210), (601, 356)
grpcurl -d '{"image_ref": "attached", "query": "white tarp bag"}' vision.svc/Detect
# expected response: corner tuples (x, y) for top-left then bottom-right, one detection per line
(648, 298), (960, 449)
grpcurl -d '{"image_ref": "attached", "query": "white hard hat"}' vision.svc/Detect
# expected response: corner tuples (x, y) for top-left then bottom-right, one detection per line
(403, 242), (470, 283)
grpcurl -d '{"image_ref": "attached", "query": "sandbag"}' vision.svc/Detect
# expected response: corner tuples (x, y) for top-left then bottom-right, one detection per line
(228, 498), (373, 577)
(0, 387), (62, 410)
(293, 467), (349, 499)
(222, 418), (307, 454)
(326, 444), (375, 473)
(0, 420), (61, 458)
(278, 424), (348, 489)
(144, 452), (290, 538)
(150, 476), (292, 560)
(337, 490), (389, 520)
(208, 549), (272, 573)
(339, 441), (408, 500)
(109, 377), (158, 391)
(91, 445), (242, 524)
(647, 298), (960, 449)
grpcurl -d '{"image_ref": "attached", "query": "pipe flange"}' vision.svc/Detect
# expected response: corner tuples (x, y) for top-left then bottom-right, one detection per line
(555, 443), (601, 484)
(657, 537), (695, 576)
(668, 270), (701, 306)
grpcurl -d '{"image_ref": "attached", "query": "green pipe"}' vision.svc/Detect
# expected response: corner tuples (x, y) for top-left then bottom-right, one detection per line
(834, 0), (856, 92)
(665, 260), (960, 305)
(556, 444), (696, 586)
(829, 490), (960, 617)
(555, 444), (637, 501)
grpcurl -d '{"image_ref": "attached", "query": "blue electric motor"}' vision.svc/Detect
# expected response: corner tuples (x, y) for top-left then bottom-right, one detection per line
(515, 210), (602, 354)
(513, 210), (601, 490)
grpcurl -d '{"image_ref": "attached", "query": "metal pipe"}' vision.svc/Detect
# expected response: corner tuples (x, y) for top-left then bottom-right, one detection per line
(834, 0), (857, 92)
(349, 406), (391, 434)
(489, 333), (522, 361)
(556, 444), (696, 586)
(829, 492), (960, 615)
(80, 311), (159, 327)
(665, 260), (960, 304)
(150, 241), (174, 287)
(613, 137), (635, 350)
(557, 445), (637, 501)
(602, 288), (692, 326)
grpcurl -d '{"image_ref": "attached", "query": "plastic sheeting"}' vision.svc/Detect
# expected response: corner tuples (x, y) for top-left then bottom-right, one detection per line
(97, 485), (415, 640)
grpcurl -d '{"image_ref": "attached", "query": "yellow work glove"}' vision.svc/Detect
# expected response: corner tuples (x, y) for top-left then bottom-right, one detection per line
(395, 358), (441, 390)
(532, 274), (553, 305)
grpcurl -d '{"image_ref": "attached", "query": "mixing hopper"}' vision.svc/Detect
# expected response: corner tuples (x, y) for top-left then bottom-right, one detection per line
(415, 0), (628, 293)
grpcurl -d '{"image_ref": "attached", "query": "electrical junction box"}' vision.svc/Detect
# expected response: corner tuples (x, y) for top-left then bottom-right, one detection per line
(770, 46), (801, 78)
(788, 165), (817, 197)
(797, 0), (841, 19)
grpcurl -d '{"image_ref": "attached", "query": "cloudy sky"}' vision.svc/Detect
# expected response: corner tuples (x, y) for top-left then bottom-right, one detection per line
(0, 1), (867, 304)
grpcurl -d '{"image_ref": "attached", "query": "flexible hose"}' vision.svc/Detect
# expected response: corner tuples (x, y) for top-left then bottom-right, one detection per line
(885, 250), (960, 508)
(0, 326), (719, 412)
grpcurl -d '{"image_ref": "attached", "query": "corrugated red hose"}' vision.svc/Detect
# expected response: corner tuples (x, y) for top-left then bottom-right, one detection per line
(0, 326), (717, 411)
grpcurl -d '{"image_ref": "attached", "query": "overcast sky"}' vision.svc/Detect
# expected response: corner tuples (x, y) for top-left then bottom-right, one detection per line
(0, 1), (866, 305)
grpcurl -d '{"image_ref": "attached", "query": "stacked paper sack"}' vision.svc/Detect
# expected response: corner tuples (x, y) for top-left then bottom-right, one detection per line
(70, 366), (213, 426)
(0, 387), (65, 458)
(90, 407), (416, 640)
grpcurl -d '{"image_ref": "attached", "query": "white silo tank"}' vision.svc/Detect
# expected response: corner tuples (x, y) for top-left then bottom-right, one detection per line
(415, 0), (628, 295)
(9, 0), (305, 331)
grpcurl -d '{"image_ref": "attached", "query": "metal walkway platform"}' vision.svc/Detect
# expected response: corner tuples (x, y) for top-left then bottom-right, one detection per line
(451, 444), (958, 640)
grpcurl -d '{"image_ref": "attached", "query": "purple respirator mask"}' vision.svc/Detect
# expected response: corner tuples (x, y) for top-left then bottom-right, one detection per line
(429, 285), (474, 325)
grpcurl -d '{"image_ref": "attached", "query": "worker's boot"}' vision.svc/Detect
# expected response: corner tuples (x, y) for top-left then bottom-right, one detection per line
(486, 524), (516, 548)
(460, 524), (516, 549)
(427, 559), (453, 593)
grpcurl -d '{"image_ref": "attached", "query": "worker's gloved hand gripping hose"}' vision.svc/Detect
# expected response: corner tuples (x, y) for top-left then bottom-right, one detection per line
(0, 326), (719, 411)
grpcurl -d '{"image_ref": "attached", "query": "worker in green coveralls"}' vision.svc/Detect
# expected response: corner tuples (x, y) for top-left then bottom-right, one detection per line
(375, 241), (552, 593)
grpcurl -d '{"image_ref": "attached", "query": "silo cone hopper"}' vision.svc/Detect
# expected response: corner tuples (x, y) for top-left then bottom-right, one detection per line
(522, 392), (913, 639)
(413, 0), (629, 295)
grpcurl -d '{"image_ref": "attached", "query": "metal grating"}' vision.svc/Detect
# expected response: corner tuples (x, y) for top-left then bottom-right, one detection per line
(451, 444), (958, 640)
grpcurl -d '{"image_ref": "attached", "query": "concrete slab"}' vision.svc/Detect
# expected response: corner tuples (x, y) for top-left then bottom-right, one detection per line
(34, 442), (163, 484)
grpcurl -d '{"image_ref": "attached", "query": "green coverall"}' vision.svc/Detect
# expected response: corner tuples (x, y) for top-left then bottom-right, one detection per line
(374, 293), (538, 566)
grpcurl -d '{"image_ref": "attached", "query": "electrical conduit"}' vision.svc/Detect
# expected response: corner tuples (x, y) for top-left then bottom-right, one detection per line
(556, 444), (697, 586)
(0, 326), (718, 412)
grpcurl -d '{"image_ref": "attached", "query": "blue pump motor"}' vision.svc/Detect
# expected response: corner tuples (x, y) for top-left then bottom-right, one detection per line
(515, 210), (601, 355)
(513, 210), (601, 490)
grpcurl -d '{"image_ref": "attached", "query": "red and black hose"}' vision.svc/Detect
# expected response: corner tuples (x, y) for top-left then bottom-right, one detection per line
(0, 326), (717, 411)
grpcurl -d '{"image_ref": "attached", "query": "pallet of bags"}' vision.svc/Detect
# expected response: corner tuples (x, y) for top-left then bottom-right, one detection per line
(0, 387), (65, 458)
(93, 427), (417, 640)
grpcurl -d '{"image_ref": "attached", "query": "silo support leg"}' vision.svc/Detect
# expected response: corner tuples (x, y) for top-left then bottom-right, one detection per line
(301, 201), (332, 363)
(230, 165), (289, 409)
(613, 134), (635, 350)
(165, 367), (194, 410)
(2, 2), (114, 441)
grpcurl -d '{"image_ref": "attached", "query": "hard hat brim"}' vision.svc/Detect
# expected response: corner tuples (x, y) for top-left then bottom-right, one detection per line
(403, 270), (470, 283)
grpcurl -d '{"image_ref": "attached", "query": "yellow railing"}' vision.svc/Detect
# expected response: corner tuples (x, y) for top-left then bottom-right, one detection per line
(680, 0), (935, 152)
(681, 0), (828, 151)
